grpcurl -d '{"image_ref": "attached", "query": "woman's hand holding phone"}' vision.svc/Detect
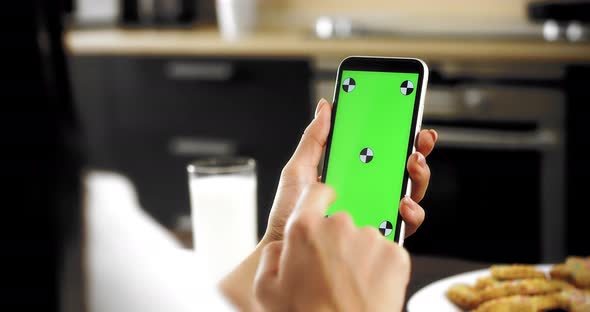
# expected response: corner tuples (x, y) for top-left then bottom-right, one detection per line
(261, 98), (437, 246)
(322, 57), (431, 243)
(221, 94), (437, 311)
(253, 90), (437, 311)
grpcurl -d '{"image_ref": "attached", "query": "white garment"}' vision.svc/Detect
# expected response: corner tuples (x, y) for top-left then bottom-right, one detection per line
(84, 171), (234, 312)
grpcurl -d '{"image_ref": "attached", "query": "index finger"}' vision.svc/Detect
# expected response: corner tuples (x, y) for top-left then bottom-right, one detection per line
(285, 184), (337, 238)
(284, 99), (332, 173)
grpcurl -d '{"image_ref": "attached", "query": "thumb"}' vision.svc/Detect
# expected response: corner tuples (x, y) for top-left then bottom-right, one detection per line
(283, 99), (331, 176)
(254, 241), (283, 308)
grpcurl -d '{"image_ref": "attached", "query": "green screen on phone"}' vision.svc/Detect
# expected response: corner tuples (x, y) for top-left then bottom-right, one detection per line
(324, 69), (420, 241)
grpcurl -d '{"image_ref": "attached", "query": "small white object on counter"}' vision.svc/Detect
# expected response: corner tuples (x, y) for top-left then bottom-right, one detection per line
(216, 0), (258, 41)
(74, 0), (119, 25)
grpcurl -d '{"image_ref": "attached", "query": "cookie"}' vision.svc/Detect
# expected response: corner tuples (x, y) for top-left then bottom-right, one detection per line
(550, 264), (572, 281)
(444, 256), (590, 311)
(566, 256), (587, 267)
(472, 295), (536, 312)
(479, 278), (559, 302)
(475, 276), (499, 290)
(571, 265), (590, 288)
(556, 288), (590, 312)
(472, 294), (563, 312)
(549, 279), (577, 291)
(573, 271), (590, 288)
(490, 264), (546, 281)
(446, 283), (482, 310)
(566, 256), (590, 288)
(533, 294), (563, 311)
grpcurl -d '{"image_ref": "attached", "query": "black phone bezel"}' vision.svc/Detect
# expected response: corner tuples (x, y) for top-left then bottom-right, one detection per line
(320, 56), (427, 243)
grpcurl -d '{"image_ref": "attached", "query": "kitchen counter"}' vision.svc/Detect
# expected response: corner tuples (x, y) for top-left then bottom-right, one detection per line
(65, 27), (590, 64)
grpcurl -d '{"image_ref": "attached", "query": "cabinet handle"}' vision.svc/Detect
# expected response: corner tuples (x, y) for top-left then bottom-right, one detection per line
(169, 137), (237, 156)
(165, 61), (234, 81)
(430, 126), (561, 150)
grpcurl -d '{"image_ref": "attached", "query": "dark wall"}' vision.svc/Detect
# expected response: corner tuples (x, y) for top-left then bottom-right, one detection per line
(6, 0), (83, 311)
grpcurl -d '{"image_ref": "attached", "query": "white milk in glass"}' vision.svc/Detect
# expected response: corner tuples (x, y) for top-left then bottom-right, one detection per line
(189, 174), (257, 282)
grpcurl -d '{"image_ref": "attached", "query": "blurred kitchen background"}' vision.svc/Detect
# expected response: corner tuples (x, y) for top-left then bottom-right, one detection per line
(64, 0), (590, 265)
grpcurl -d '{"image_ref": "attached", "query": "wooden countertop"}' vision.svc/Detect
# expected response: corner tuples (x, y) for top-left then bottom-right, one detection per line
(65, 28), (590, 64)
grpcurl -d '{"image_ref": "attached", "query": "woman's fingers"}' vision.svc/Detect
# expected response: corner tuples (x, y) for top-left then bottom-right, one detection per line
(416, 129), (437, 157)
(408, 129), (437, 203)
(407, 152), (431, 203)
(399, 196), (425, 238)
(254, 241), (284, 307)
(286, 184), (337, 241)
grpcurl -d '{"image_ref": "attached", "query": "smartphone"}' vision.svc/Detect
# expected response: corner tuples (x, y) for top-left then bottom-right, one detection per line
(321, 56), (428, 246)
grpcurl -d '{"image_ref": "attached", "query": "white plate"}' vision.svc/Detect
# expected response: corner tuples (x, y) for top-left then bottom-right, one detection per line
(407, 264), (552, 312)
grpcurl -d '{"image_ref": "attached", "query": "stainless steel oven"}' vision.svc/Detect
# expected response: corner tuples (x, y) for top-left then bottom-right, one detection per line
(415, 83), (565, 263)
(314, 62), (566, 263)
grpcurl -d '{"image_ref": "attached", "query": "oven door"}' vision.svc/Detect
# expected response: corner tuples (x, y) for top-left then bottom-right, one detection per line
(405, 85), (565, 263)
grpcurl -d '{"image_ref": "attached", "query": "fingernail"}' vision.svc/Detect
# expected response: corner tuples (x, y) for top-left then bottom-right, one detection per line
(402, 196), (415, 213)
(429, 129), (438, 143)
(315, 99), (327, 118)
(402, 195), (413, 206)
(416, 153), (426, 168)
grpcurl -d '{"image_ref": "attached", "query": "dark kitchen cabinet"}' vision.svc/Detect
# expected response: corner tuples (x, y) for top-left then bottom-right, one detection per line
(69, 56), (312, 237)
(565, 65), (590, 257)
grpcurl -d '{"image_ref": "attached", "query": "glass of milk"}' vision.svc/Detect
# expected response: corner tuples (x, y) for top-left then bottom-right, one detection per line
(187, 157), (257, 282)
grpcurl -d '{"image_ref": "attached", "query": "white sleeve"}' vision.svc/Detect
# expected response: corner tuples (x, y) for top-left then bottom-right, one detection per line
(84, 171), (235, 312)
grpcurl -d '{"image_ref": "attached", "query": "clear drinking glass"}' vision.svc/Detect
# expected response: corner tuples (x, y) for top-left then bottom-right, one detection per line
(187, 157), (257, 282)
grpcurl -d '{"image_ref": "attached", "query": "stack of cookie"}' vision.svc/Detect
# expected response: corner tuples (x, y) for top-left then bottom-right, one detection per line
(446, 256), (590, 311)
